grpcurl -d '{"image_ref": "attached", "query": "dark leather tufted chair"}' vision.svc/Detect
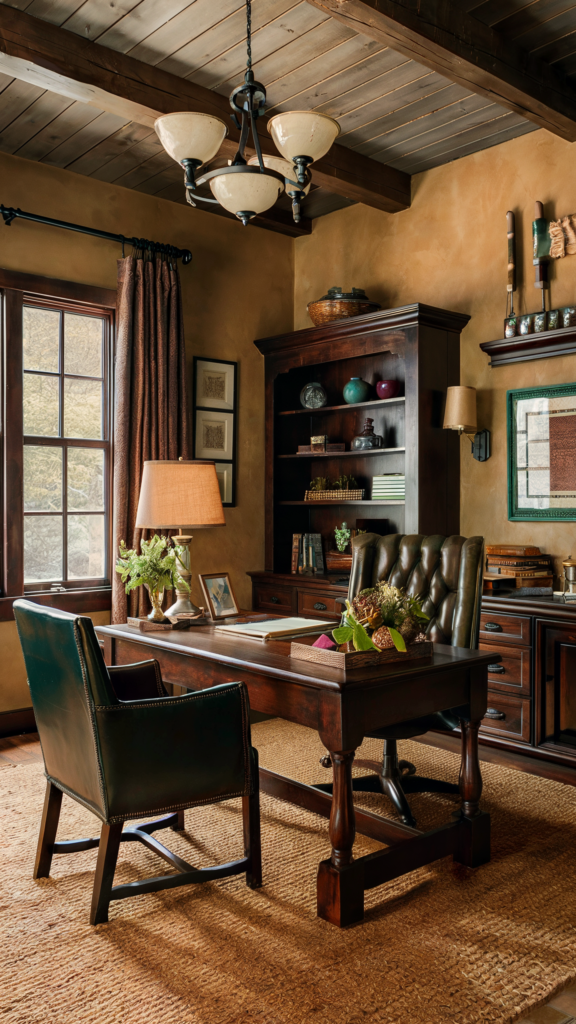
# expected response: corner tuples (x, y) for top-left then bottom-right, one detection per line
(328, 533), (484, 826)
(14, 600), (261, 924)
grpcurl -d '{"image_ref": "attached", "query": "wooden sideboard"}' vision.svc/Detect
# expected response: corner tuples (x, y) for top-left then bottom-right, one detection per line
(249, 572), (576, 773)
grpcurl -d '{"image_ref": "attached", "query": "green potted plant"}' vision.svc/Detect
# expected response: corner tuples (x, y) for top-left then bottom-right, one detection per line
(116, 535), (191, 623)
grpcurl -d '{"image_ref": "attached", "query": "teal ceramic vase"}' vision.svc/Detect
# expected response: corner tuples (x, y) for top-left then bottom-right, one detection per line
(343, 377), (370, 404)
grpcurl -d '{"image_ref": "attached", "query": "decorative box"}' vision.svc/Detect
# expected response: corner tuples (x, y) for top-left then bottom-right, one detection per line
(304, 489), (365, 501)
(290, 636), (433, 669)
(311, 435), (327, 452)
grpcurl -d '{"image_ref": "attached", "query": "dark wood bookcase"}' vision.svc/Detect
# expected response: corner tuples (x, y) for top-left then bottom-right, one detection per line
(249, 304), (469, 595)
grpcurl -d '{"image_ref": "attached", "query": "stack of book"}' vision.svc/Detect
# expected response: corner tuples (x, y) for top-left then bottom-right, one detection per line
(291, 533), (325, 574)
(371, 475), (405, 500)
(483, 544), (554, 591)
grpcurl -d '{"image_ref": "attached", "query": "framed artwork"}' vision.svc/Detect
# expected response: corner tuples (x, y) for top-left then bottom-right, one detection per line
(193, 357), (237, 507)
(508, 382), (576, 520)
(199, 572), (239, 620)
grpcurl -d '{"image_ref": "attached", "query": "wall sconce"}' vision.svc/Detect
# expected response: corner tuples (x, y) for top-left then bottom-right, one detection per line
(443, 386), (491, 462)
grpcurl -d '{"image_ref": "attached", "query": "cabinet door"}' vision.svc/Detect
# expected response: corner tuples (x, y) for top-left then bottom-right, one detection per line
(536, 620), (576, 750)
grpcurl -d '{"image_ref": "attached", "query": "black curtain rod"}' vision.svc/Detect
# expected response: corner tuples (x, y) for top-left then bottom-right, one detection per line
(0, 204), (193, 265)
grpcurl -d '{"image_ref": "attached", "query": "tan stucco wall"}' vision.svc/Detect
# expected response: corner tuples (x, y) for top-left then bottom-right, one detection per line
(294, 128), (576, 582)
(0, 150), (293, 712)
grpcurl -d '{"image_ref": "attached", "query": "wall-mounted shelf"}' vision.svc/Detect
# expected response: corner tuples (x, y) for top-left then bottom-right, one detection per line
(279, 500), (405, 506)
(480, 326), (576, 366)
(277, 397), (405, 416)
(278, 447), (405, 460)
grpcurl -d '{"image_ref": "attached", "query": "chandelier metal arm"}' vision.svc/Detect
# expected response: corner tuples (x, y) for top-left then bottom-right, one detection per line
(249, 108), (266, 172)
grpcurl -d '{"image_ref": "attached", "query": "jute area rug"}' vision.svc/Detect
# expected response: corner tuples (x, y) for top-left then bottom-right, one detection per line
(3, 719), (576, 1024)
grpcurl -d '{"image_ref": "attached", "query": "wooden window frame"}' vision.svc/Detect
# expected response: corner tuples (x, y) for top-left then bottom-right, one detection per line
(0, 269), (116, 621)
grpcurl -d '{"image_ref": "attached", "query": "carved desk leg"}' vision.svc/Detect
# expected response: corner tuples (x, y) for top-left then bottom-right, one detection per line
(456, 718), (490, 869)
(317, 749), (364, 927)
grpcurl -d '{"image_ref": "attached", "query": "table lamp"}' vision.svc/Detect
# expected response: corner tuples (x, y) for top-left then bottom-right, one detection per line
(135, 459), (226, 618)
(443, 385), (490, 462)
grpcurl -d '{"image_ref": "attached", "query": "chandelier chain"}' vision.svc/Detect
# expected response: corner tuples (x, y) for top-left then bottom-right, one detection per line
(246, 0), (252, 70)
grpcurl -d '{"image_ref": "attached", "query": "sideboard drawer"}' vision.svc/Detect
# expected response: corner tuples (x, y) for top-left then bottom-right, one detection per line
(479, 641), (531, 696)
(479, 693), (531, 744)
(479, 611), (531, 645)
(253, 585), (294, 614)
(298, 590), (343, 620)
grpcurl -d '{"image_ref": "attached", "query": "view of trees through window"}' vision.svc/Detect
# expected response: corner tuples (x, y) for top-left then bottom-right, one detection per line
(22, 304), (108, 586)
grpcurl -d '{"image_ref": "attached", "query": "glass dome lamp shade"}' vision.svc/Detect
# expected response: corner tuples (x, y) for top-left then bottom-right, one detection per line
(198, 165), (284, 226)
(154, 112), (228, 193)
(267, 111), (340, 186)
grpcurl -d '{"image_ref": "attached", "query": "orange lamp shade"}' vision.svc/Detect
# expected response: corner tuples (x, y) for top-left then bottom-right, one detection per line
(135, 460), (226, 529)
(443, 386), (477, 433)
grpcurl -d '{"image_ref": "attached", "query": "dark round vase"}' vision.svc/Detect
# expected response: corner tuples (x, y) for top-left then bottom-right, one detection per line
(376, 379), (400, 400)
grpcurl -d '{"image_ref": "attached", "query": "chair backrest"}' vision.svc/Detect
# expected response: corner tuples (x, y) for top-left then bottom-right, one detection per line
(348, 533), (484, 648)
(13, 600), (119, 817)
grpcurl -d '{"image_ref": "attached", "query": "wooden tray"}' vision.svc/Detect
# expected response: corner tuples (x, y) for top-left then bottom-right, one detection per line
(290, 638), (433, 668)
(127, 616), (209, 632)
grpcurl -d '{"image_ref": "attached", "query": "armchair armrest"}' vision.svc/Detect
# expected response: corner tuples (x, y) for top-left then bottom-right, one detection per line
(107, 660), (166, 701)
(94, 681), (253, 823)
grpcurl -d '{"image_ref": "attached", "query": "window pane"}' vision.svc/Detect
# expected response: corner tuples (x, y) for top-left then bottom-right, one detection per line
(24, 446), (62, 511)
(24, 516), (63, 582)
(64, 314), (103, 377)
(23, 374), (59, 436)
(68, 448), (104, 511)
(63, 378), (102, 438)
(68, 514), (105, 579)
(23, 307), (59, 372)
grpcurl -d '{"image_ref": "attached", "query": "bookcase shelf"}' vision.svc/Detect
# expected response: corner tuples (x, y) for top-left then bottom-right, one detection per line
(252, 303), (468, 580)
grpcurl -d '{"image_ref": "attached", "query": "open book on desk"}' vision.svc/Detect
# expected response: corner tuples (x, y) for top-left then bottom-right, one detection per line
(214, 617), (328, 642)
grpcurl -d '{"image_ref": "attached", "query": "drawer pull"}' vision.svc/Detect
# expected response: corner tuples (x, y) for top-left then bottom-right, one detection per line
(488, 664), (505, 674)
(269, 596), (280, 604)
(484, 622), (502, 632)
(314, 602), (327, 611)
(484, 708), (505, 720)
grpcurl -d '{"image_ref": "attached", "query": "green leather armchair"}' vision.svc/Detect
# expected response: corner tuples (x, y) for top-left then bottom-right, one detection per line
(14, 600), (261, 925)
(322, 533), (484, 826)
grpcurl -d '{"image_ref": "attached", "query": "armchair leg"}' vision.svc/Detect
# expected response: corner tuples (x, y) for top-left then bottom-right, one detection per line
(243, 750), (262, 890)
(172, 810), (185, 831)
(90, 822), (123, 925)
(34, 781), (63, 879)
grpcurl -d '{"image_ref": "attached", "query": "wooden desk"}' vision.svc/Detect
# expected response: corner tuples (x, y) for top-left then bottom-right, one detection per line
(97, 622), (495, 927)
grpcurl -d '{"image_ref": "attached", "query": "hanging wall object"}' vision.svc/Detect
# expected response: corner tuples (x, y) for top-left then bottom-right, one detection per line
(193, 357), (237, 506)
(508, 382), (576, 521)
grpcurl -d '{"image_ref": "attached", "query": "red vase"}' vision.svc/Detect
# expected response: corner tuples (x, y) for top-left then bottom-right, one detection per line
(376, 379), (400, 400)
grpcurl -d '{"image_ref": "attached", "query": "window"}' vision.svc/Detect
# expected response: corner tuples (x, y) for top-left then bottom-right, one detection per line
(1, 276), (114, 602)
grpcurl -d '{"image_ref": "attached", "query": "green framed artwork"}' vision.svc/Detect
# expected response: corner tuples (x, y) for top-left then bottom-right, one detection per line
(508, 382), (576, 521)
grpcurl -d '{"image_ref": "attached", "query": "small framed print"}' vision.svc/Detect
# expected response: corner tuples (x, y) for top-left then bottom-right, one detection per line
(194, 358), (236, 411)
(508, 382), (576, 520)
(199, 572), (239, 620)
(195, 409), (234, 460)
(193, 357), (237, 508)
(214, 462), (235, 507)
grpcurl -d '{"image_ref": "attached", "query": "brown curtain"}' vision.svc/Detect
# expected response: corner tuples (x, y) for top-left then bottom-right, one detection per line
(112, 255), (191, 624)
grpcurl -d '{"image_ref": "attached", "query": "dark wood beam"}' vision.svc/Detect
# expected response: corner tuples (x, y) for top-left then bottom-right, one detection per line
(306, 0), (576, 143)
(0, 5), (410, 214)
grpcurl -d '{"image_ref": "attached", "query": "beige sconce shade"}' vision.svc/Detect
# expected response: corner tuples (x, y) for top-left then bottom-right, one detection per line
(443, 386), (477, 432)
(154, 113), (228, 167)
(135, 460), (226, 529)
(267, 111), (340, 163)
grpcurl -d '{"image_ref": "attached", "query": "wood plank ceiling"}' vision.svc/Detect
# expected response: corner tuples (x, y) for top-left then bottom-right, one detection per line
(1, 0), (573, 224)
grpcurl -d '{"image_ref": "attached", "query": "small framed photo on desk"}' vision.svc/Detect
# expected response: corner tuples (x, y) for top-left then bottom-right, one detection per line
(199, 572), (240, 620)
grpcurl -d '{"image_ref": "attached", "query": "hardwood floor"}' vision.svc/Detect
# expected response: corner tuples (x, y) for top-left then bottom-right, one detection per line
(1, 730), (575, 1021)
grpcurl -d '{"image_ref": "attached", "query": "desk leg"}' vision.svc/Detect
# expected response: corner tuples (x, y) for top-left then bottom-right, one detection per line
(317, 749), (364, 927)
(456, 718), (490, 868)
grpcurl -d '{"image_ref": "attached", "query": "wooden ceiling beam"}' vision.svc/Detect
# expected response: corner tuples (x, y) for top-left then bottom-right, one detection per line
(0, 5), (410, 214)
(306, 0), (576, 143)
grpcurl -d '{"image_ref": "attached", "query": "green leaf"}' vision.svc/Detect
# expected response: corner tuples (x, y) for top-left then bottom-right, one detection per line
(387, 626), (406, 652)
(332, 626), (353, 644)
(352, 622), (378, 651)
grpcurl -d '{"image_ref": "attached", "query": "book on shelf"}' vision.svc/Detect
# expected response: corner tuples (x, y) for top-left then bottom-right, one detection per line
(486, 544), (541, 557)
(215, 617), (327, 641)
(494, 567), (552, 578)
(486, 556), (552, 569)
(292, 533), (324, 574)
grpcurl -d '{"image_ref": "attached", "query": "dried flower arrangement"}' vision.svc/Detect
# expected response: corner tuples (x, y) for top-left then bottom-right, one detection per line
(333, 581), (429, 653)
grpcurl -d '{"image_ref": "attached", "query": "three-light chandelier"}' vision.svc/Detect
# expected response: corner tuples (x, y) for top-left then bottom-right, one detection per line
(154, 0), (340, 226)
